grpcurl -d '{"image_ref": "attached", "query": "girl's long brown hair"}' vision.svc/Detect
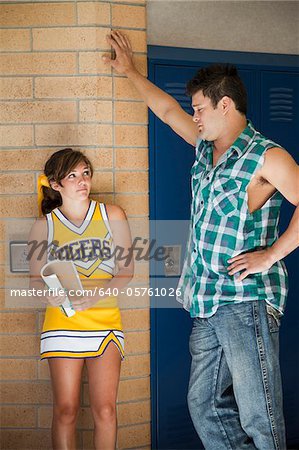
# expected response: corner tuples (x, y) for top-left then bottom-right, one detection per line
(41, 148), (93, 215)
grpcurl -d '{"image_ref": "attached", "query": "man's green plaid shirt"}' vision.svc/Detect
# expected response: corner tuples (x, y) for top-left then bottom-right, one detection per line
(177, 121), (288, 318)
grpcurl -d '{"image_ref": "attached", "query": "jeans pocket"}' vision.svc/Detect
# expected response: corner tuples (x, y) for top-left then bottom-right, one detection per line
(212, 177), (241, 217)
(266, 303), (282, 333)
(189, 318), (212, 356)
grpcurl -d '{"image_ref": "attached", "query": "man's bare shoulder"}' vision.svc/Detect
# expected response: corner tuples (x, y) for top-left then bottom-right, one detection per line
(260, 147), (297, 178)
(259, 146), (299, 205)
(264, 146), (295, 164)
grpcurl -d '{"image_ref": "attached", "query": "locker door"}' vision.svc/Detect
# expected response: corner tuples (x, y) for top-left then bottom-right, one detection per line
(150, 63), (258, 449)
(260, 70), (299, 447)
(150, 64), (203, 450)
(149, 56), (299, 449)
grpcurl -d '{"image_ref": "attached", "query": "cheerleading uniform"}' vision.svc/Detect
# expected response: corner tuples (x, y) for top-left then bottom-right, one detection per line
(40, 200), (124, 359)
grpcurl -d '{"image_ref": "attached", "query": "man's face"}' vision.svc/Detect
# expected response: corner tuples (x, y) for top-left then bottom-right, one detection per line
(192, 90), (224, 141)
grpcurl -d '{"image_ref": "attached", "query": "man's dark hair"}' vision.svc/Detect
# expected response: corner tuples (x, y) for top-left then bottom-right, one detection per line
(186, 64), (247, 115)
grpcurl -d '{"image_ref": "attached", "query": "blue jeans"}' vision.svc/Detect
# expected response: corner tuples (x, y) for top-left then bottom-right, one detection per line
(187, 300), (286, 450)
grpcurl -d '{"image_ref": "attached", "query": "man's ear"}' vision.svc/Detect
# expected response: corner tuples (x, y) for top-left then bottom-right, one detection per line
(221, 96), (233, 115)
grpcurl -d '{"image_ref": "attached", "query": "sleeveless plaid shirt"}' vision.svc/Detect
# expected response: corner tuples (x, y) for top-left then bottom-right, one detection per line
(177, 121), (288, 318)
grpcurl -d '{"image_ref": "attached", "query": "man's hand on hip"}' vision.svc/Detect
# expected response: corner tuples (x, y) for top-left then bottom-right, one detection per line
(227, 249), (276, 281)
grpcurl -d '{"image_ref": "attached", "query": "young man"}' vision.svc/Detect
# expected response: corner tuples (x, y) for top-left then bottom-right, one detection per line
(103, 31), (299, 450)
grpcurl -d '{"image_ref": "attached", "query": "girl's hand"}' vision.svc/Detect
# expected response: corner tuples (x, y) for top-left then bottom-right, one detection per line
(45, 292), (67, 307)
(71, 295), (104, 312)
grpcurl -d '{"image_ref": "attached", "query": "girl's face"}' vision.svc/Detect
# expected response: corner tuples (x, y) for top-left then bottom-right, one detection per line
(51, 161), (92, 202)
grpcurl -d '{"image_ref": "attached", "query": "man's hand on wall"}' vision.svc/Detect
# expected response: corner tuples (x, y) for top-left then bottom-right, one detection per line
(102, 30), (136, 76)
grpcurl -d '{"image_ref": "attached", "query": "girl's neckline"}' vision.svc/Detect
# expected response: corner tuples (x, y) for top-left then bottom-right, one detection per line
(55, 200), (94, 231)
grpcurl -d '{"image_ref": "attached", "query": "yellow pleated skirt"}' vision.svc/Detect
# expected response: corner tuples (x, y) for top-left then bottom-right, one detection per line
(40, 302), (124, 360)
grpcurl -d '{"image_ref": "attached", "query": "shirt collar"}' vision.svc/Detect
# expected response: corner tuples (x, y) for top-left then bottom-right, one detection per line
(230, 120), (256, 158)
(195, 120), (256, 170)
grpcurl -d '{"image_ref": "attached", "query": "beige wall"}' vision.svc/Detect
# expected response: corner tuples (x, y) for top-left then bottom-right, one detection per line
(0, 1), (151, 449)
(147, 0), (299, 54)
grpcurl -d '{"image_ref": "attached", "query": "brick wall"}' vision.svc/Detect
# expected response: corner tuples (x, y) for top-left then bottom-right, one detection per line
(0, 1), (150, 449)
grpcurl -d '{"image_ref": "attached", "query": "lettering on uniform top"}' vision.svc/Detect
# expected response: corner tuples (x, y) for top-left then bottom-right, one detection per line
(52, 238), (112, 262)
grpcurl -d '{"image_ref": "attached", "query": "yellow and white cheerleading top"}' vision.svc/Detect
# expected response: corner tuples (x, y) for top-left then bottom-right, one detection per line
(40, 200), (124, 359)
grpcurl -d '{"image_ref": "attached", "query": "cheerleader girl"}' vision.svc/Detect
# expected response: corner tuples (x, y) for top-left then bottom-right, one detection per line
(29, 148), (134, 450)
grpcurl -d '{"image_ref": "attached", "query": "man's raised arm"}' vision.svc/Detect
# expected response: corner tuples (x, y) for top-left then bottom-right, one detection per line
(102, 30), (198, 147)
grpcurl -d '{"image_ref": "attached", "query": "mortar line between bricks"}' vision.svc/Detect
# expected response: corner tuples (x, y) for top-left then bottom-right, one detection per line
(0, 169), (148, 173)
(110, 1), (117, 207)
(0, 121), (148, 126)
(75, 0), (78, 26)
(29, 27), (33, 52)
(0, 51), (146, 56)
(0, 1), (146, 4)
(0, 191), (149, 197)
(0, 25), (146, 31)
(0, 145), (147, 150)
(1, 99), (82, 103)
(0, 100), (146, 105)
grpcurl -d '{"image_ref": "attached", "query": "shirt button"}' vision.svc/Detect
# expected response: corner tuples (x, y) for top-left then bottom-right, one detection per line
(206, 177), (210, 181)
(201, 200), (204, 205)
(193, 249), (197, 253)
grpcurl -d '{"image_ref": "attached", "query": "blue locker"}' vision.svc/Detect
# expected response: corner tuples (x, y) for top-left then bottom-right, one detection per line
(149, 47), (299, 449)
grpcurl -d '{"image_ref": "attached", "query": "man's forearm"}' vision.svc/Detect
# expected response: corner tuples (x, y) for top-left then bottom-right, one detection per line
(126, 68), (180, 123)
(103, 30), (197, 143)
(269, 204), (299, 263)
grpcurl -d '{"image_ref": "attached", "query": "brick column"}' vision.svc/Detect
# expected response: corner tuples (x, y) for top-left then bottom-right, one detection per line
(0, 1), (150, 449)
